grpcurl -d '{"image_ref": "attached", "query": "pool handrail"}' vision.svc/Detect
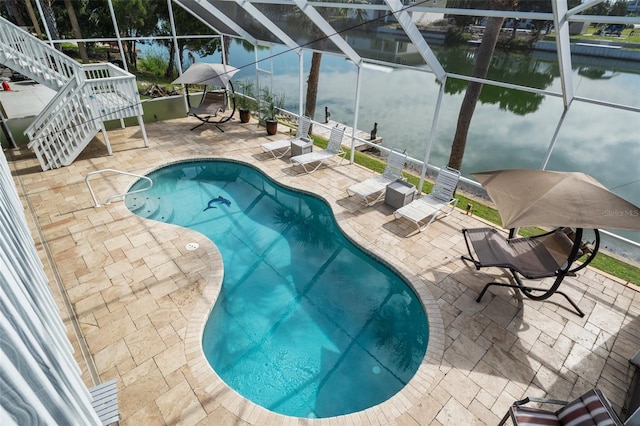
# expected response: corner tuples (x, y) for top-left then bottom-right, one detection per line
(85, 169), (152, 207)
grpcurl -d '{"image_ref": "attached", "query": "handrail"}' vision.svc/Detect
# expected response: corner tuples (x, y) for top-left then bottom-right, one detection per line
(85, 169), (152, 207)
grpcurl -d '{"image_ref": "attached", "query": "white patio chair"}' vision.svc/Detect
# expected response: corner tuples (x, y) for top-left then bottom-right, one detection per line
(346, 148), (407, 206)
(393, 166), (460, 232)
(89, 379), (119, 425)
(290, 125), (346, 174)
(260, 115), (311, 159)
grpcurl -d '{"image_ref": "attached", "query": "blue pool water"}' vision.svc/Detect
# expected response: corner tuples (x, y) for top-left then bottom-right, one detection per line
(127, 160), (428, 418)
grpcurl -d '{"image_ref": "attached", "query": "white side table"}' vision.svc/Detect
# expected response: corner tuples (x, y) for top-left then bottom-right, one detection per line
(385, 180), (416, 209)
(291, 138), (313, 156)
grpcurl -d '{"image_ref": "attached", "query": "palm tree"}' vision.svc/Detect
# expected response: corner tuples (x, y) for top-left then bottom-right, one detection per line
(63, 0), (89, 63)
(448, 1), (516, 171)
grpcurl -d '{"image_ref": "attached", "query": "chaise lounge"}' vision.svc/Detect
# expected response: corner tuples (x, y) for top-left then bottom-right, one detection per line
(261, 115), (312, 159)
(290, 125), (346, 174)
(393, 166), (460, 232)
(346, 148), (407, 206)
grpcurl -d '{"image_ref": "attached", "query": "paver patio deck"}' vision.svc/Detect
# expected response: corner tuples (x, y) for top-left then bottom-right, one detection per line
(7, 116), (639, 425)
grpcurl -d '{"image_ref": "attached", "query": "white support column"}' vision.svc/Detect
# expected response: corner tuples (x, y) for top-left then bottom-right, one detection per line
(138, 115), (149, 148)
(33, 0), (54, 47)
(100, 122), (113, 155)
(292, 0), (363, 66)
(552, 0), (574, 110)
(299, 51), (304, 117)
(350, 66), (363, 164)
(540, 107), (569, 170)
(167, 0), (188, 114)
(384, 0), (446, 83)
(174, 0), (257, 45)
(107, 0), (128, 72)
(235, 0), (300, 51)
(418, 79), (446, 194)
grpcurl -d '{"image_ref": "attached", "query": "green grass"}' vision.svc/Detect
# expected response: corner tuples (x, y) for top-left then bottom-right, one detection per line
(545, 27), (640, 44)
(308, 133), (640, 285)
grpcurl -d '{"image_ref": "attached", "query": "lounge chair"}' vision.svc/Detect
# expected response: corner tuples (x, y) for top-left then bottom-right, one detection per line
(290, 125), (346, 174)
(461, 227), (598, 317)
(393, 166), (460, 232)
(260, 115), (312, 159)
(499, 388), (625, 426)
(346, 148), (407, 206)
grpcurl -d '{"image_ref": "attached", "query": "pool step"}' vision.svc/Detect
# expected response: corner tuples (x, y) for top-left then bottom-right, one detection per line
(125, 195), (174, 222)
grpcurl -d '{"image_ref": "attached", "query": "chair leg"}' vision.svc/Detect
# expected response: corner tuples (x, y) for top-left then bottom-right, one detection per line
(498, 409), (512, 426)
(191, 121), (206, 131)
(476, 281), (521, 303)
(418, 212), (440, 232)
(476, 279), (585, 317)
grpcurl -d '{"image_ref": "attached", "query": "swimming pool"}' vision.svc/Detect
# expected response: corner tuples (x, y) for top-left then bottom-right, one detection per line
(127, 159), (429, 418)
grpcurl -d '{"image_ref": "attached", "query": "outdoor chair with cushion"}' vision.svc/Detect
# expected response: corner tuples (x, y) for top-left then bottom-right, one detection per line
(290, 125), (346, 174)
(499, 388), (625, 426)
(393, 166), (460, 232)
(346, 148), (407, 206)
(461, 226), (598, 317)
(261, 115), (312, 159)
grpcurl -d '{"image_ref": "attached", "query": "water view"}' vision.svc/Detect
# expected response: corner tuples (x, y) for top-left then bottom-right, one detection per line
(145, 37), (640, 257)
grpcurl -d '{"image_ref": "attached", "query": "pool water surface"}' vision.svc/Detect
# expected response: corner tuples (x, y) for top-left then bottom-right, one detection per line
(127, 160), (428, 418)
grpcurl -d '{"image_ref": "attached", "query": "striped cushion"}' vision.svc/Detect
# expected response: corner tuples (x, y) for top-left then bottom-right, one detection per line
(510, 390), (621, 426)
(557, 390), (617, 426)
(511, 406), (561, 425)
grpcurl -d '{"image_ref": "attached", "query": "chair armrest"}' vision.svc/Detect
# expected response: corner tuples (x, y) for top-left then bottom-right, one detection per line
(514, 396), (569, 407)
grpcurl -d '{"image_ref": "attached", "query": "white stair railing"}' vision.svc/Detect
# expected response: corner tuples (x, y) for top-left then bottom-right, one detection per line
(0, 17), (148, 171)
(0, 16), (80, 90)
(82, 64), (144, 121)
(85, 169), (153, 207)
(26, 78), (98, 171)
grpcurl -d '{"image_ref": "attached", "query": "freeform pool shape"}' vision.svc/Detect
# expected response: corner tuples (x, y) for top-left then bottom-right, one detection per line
(127, 159), (428, 418)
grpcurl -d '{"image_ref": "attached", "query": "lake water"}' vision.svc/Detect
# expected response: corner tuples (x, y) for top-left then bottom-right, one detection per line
(145, 38), (640, 259)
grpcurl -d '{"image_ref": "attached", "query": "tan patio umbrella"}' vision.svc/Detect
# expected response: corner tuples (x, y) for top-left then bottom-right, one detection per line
(473, 169), (640, 231)
(172, 62), (240, 87)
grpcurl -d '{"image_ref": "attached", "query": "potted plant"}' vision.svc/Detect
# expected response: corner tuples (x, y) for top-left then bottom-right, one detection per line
(235, 80), (255, 123)
(259, 87), (284, 135)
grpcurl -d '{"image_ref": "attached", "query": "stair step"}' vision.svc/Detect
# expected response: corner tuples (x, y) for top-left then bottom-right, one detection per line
(150, 200), (174, 222)
(124, 195), (173, 222)
(125, 195), (160, 218)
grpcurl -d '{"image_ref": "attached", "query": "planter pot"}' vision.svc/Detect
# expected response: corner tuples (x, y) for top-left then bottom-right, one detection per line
(239, 109), (251, 123)
(265, 119), (278, 135)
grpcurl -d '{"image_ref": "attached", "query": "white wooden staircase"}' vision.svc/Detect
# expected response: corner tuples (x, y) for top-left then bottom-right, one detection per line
(0, 17), (148, 171)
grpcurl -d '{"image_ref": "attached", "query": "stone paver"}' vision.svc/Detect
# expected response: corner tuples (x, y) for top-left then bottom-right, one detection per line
(7, 116), (639, 425)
